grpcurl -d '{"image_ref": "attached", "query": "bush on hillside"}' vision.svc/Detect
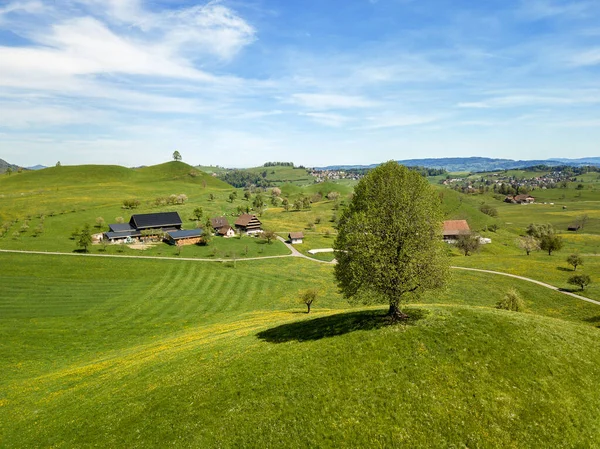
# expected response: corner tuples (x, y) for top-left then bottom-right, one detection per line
(496, 289), (526, 312)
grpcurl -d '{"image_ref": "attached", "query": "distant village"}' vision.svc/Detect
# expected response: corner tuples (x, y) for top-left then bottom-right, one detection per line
(441, 167), (594, 195)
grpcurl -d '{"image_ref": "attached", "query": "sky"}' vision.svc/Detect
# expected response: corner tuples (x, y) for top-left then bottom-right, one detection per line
(0, 0), (599, 168)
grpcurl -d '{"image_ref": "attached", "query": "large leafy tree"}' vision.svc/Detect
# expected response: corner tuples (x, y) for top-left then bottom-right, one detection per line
(334, 161), (449, 320)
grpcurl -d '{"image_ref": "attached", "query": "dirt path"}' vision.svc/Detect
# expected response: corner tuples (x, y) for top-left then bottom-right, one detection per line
(451, 266), (600, 306)
(1, 248), (598, 307)
(0, 248), (293, 263)
(275, 236), (333, 264)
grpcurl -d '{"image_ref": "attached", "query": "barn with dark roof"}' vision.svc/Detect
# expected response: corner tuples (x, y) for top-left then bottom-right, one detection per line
(105, 212), (183, 242)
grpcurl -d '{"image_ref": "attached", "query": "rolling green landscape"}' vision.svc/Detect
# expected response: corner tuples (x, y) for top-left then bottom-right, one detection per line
(1, 161), (600, 447)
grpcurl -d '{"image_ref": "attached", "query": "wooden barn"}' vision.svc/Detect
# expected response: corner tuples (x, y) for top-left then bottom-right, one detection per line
(235, 214), (263, 234)
(105, 212), (183, 243)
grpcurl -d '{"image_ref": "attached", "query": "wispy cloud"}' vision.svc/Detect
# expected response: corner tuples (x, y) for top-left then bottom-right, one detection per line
(300, 112), (352, 127)
(290, 93), (379, 109)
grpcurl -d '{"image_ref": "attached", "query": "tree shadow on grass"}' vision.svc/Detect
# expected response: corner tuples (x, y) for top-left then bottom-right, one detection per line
(558, 287), (583, 293)
(583, 316), (600, 328)
(257, 308), (428, 343)
(556, 267), (573, 272)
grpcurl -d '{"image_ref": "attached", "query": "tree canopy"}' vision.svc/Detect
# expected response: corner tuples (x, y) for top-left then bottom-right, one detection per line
(334, 161), (449, 320)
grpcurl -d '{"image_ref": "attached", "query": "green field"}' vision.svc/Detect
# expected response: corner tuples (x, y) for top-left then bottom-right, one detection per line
(2, 253), (600, 447)
(2, 162), (600, 447)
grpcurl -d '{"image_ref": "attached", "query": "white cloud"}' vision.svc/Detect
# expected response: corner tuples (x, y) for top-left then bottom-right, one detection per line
(362, 114), (438, 129)
(300, 112), (352, 127)
(0, 0), (45, 16)
(571, 48), (600, 66)
(290, 93), (378, 109)
(518, 0), (595, 20)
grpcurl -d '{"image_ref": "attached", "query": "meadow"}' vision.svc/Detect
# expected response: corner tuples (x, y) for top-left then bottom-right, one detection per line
(2, 252), (600, 447)
(2, 162), (600, 447)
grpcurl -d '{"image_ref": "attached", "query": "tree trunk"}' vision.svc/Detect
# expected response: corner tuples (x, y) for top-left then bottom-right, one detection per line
(307, 302), (311, 314)
(388, 302), (409, 321)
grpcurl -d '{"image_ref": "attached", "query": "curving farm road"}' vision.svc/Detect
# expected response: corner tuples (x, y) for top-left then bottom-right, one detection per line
(0, 247), (598, 306)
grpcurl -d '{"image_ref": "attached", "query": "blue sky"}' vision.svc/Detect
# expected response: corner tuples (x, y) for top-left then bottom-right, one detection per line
(0, 0), (599, 168)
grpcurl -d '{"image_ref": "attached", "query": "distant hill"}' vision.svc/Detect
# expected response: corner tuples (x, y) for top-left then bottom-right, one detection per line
(0, 158), (23, 174)
(316, 157), (600, 172)
(27, 164), (47, 170)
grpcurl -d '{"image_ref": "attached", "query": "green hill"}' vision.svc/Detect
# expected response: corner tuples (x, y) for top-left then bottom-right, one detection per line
(1, 253), (600, 447)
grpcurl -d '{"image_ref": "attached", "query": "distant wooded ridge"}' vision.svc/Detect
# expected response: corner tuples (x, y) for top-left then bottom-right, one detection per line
(315, 157), (600, 172)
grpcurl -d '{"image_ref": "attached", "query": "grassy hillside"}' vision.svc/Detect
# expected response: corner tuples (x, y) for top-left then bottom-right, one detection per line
(242, 165), (314, 185)
(0, 162), (230, 222)
(2, 253), (600, 447)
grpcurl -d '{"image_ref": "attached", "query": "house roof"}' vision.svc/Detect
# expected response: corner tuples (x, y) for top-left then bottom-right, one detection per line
(443, 220), (470, 236)
(514, 194), (534, 201)
(216, 225), (234, 235)
(108, 223), (134, 233)
(130, 212), (182, 230)
(210, 217), (229, 229)
(235, 214), (261, 227)
(289, 232), (304, 239)
(167, 229), (203, 240)
(105, 230), (141, 239)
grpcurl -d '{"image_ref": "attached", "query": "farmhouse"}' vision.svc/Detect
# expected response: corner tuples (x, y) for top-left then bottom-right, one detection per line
(288, 232), (304, 244)
(442, 220), (471, 240)
(235, 214), (263, 234)
(105, 212), (183, 243)
(216, 225), (236, 237)
(504, 194), (535, 204)
(166, 229), (203, 246)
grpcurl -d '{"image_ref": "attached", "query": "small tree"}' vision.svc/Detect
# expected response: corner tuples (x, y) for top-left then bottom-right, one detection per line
(300, 289), (318, 313)
(70, 227), (80, 240)
(566, 254), (583, 271)
(479, 203), (498, 217)
(115, 216), (124, 223)
(568, 274), (591, 291)
(282, 198), (290, 212)
(293, 199), (302, 211)
(56, 161), (61, 167)
(77, 224), (92, 253)
(327, 191), (340, 202)
(173, 150), (182, 162)
(261, 229), (276, 244)
(228, 193), (236, 203)
(456, 234), (480, 256)
(193, 207), (204, 221)
(244, 191), (252, 201)
(540, 234), (563, 256)
(496, 288), (526, 312)
(526, 223), (554, 239)
(208, 193), (215, 201)
(6, 167), (12, 176)
(95, 217), (105, 230)
(516, 235), (540, 256)
(271, 187), (281, 197)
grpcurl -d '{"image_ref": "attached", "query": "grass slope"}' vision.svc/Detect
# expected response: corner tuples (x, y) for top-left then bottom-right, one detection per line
(2, 253), (600, 447)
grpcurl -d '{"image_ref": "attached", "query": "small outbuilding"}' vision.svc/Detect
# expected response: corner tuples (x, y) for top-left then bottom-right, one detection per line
(504, 194), (535, 204)
(166, 229), (203, 246)
(442, 220), (471, 240)
(288, 232), (304, 244)
(216, 225), (236, 238)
